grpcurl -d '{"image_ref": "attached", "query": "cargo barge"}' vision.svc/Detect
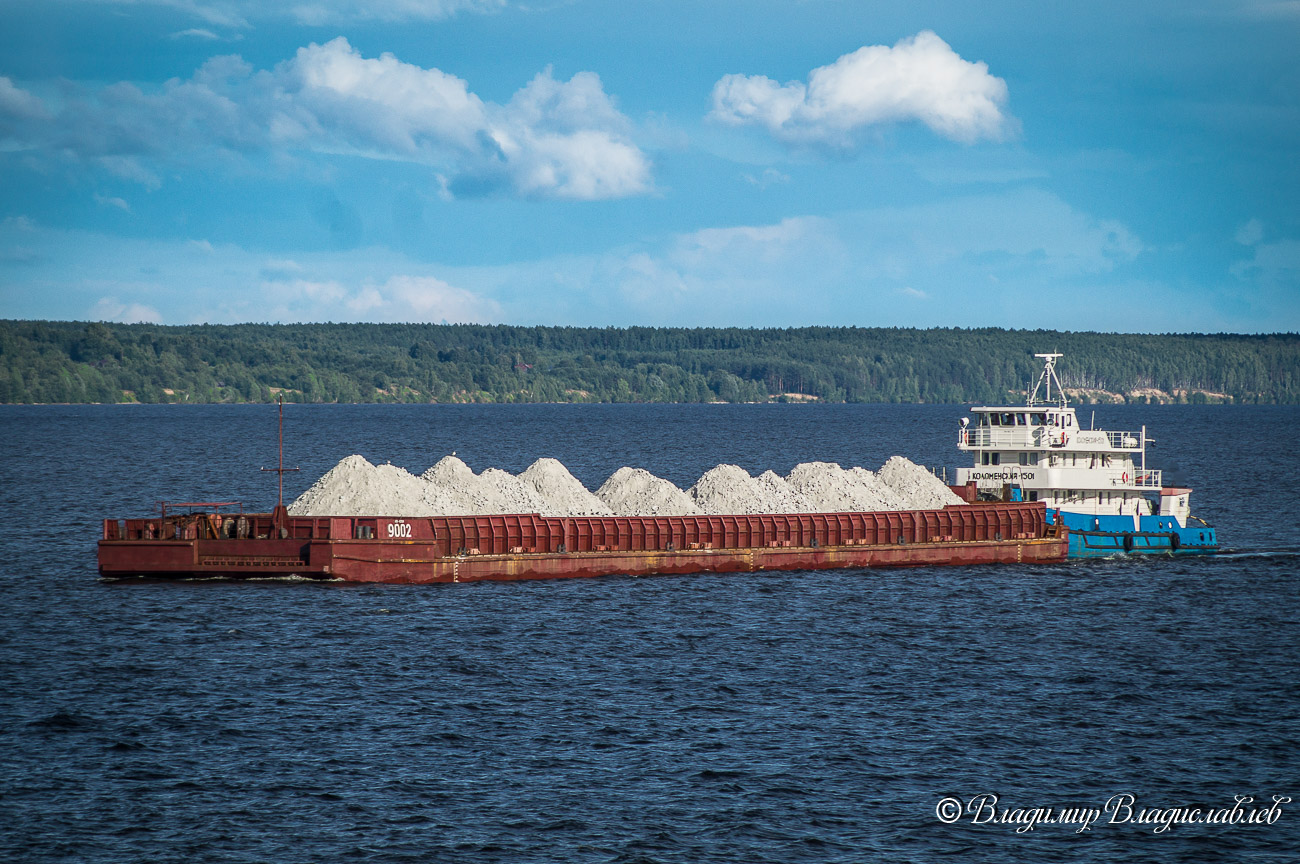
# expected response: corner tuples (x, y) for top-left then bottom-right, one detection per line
(98, 501), (1067, 582)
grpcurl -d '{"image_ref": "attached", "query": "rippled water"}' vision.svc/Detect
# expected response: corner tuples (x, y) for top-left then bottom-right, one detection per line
(1, 403), (1297, 862)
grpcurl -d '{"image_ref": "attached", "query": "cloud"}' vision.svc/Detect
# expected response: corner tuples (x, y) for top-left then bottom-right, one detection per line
(260, 258), (304, 279)
(0, 77), (51, 122)
(71, 0), (504, 27)
(0, 216), (39, 264)
(1235, 218), (1264, 245)
(90, 296), (163, 323)
(0, 39), (649, 200)
(94, 193), (131, 212)
(345, 274), (502, 322)
(0, 76), (51, 146)
(83, 0), (251, 28)
(5, 190), (1293, 332)
(288, 0), (505, 25)
(0, 217), (508, 324)
(1239, 1), (1300, 19)
(255, 270), (502, 322)
(596, 216), (845, 321)
(742, 167), (790, 189)
(1232, 237), (1300, 287)
(472, 68), (650, 199)
(536, 189), (1144, 327)
(710, 31), (1013, 146)
(97, 156), (163, 190)
(170, 28), (222, 40)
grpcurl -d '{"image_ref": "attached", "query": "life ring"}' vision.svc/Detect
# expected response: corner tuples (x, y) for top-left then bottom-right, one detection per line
(1121, 472), (1129, 483)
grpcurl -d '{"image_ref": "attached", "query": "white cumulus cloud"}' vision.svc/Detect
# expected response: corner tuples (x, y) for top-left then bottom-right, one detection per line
(255, 267), (501, 323)
(711, 31), (1012, 146)
(89, 296), (163, 324)
(345, 274), (502, 322)
(0, 38), (650, 201)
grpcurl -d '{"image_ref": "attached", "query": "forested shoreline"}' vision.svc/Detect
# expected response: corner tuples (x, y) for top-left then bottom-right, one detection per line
(1, 320), (1297, 405)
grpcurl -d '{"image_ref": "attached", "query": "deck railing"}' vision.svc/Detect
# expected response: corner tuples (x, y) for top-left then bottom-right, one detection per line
(1112, 468), (1162, 488)
(1100, 431), (1143, 449)
(959, 428), (1145, 450)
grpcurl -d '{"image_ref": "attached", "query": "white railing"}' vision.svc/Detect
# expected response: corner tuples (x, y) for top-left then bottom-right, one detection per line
(1087, 467), (1163, 488)
(1129, 468), (1162, 488)
(958, 428), (1037, 448)
(1101, 431), (1143, 449)
(959, 428), (1144, 450)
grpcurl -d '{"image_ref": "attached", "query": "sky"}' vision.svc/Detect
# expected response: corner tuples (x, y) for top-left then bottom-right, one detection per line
(0, 0), (1296, 332)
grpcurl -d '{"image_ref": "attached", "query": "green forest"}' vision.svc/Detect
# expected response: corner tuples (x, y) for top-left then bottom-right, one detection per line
(1, 320), (1297, 404)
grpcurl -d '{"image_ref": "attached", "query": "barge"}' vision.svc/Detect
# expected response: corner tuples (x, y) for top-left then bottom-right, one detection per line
(98, 501), (1067, 582)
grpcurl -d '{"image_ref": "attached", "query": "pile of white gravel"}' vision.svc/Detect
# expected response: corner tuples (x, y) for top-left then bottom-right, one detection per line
(878, 455), (964, 510)
(520, 458), (614, 517)
(596, 467), (700, 516)
(290, 455), (429, 517)
(688, 464), (816, 514)
(785, 462), (907, 512)
(289, 453), (962, 517)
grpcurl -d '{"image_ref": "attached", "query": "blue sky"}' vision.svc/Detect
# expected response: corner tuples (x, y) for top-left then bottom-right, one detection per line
(0, 0), (1296, 331)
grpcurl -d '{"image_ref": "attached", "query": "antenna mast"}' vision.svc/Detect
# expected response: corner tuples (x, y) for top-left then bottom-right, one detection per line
(261, 395), (300, 509)
(1027, 352), (1067, 408)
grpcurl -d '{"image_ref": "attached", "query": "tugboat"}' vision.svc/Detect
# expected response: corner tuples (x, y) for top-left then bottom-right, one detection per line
(955, 353), (1218, 557)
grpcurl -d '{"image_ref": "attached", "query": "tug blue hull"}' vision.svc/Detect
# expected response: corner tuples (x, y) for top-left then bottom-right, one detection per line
(1048, 509), (1218, 558)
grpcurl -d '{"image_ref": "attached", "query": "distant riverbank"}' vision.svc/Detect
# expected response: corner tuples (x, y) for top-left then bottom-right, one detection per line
(3, 320), (1296, 404)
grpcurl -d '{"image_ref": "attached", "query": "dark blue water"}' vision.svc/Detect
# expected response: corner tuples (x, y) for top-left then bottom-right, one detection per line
(1, 404), (1297, 862)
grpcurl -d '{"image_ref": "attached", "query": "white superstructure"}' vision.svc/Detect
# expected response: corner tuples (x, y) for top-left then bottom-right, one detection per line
(954, 353), (1188, 524)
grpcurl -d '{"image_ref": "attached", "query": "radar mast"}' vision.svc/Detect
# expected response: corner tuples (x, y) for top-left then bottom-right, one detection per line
(1027, 352), (1067, 408)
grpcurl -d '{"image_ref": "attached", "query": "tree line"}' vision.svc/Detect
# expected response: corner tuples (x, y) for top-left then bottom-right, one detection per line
(1, 320), (1296, 404)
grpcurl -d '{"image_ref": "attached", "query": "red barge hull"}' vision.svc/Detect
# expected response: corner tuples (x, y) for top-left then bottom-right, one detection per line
(98, 502), (1066, 583)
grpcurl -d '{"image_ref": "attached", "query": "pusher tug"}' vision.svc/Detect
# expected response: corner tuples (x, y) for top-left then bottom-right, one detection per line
(955, 353), (1218, 558)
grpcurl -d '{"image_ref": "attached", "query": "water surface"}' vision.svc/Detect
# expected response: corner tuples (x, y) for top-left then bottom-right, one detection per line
(1, 403), (1296, 862)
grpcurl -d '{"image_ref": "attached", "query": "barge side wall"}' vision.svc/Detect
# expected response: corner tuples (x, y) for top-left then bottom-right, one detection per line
(99, 502), (1064, 582)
